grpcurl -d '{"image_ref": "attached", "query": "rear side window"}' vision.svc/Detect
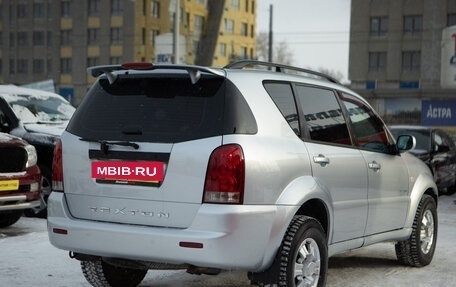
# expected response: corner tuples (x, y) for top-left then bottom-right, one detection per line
(67, 73), (256, 143)
(264, 82), (300, 136)
(295, 85), (351, 145)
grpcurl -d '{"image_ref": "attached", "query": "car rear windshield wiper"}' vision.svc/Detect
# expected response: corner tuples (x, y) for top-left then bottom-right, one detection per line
(80, 138), (139, 154)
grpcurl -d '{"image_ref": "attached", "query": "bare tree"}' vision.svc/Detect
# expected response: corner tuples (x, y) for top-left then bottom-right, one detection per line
(316, 67), (345, 83)
(256, 32), (293, 65)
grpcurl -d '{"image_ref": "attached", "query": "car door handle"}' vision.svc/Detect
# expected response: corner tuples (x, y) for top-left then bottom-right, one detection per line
(368, 161), (381, 171)
(313, 154), (330, 167)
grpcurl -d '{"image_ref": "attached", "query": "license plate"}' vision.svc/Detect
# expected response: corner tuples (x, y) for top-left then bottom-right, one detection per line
(0, 180), (19, 191)
(91, 161), (164, 182)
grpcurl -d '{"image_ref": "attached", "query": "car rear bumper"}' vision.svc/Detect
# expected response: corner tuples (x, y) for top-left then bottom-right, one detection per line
(47, 192), (289, 271)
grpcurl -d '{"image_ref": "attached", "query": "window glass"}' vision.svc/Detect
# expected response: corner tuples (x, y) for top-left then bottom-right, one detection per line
(341, 93), (393, 153)
(264, 82), (300, 136)
(67, 74), (258, 143)
(404, 15), (422, 36)
(369, 52), (386, 72)
(296, 85), (350, 145)
(370, 16), (388, 36)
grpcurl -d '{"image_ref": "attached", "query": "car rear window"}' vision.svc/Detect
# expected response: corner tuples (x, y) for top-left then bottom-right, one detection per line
(67, 72), (257, 143)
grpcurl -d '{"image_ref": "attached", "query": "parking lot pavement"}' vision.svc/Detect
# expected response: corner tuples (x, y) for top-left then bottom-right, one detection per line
(1, 194), (455, 286)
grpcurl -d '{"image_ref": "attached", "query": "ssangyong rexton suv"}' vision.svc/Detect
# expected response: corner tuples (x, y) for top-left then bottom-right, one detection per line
(48, 61), (438, 287)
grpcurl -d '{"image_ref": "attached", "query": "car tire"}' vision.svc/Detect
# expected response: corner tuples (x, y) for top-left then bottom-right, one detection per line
(0, 211), (23, 227)
(395, 194), (437, 267)
(81, 259), (147, 287)
(250, 216), (327, 287)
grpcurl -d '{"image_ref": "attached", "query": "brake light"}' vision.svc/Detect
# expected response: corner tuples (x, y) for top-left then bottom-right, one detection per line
(121, 62), (153, 70)
(203, 144), (245, 204)
(52, 139), (64, 192)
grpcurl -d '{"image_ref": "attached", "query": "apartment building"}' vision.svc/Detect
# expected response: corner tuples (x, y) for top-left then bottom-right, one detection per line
(0, 0), (257, 104)
(349, 0), (456, 127)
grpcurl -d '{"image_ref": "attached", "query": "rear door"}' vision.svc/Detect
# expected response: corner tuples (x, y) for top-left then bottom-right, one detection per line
(294, 85), (369, 243)
(63, 71), (228, 228)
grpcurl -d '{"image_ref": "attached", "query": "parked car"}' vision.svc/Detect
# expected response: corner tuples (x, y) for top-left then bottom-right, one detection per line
(48, 61), (438, 287)
(0, 132), (41, 227)
(390, 125), (456, 195)
(0, 85), (75, 216)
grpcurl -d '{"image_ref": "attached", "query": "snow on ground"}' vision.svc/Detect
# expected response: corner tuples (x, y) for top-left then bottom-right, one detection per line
(1, 194), (455, 287)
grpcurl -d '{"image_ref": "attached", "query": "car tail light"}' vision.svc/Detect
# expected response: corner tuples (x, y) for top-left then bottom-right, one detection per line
(52, 139), (64, 192)
(203, 144), (245, 204)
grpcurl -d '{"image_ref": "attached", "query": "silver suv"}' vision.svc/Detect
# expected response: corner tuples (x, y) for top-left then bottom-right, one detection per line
(47, 61), (438, 287)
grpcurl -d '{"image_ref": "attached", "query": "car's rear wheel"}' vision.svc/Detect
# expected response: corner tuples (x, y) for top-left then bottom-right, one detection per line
(395, 194), (437, 266)
(81, 259), (147, 287)
(249, 216), (327, 287)
(0, 211), (23, 227)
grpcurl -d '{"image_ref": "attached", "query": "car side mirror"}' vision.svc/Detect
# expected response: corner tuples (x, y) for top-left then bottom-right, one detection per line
(397, 135), (416, 152)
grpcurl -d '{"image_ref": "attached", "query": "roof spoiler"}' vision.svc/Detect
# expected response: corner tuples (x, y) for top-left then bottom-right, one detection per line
(87, 62), (224, 85)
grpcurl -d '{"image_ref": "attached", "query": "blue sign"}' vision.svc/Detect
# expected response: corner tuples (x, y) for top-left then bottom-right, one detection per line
(59, 87), (74, 104)
(399, 81), (420, 89)
(421, 100), (456, 126)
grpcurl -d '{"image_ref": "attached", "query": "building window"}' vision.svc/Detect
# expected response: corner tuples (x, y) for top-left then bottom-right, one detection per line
(9, 32), (15, 47)
(219, 43), (227, 57)
(87, 28), (99, 45)
(111, 27), (122, 45)
(47, 31), (52, 46)
(47, 4), (52, 20)
(370, 16), (388, 36)
(60, 58), (72, 74)
(151, 1), (160, 18)
(404, 15), (422, 36)
(61, 29), (72, 45)
(87, 57), (99, 67)
(88, 0), (100, 16)
(231, 0), (240, 10)
(33, 31), (44, 46)
(194, 15), (204, 33)
(240, 46), (247, 58)
(402, 51), (420, 72)
(17, 32), (28, 46)
(62, 1), (72, 17)
(368, 52), (386, 72)
(9, 4), (14, 24)
(17, 59), (28, 74)
(447, 13), (456, 26)
(33, 3), (44, 18)
(33, 59), (44, 74)
(150, 29), (159, 46)
(9, 59), (15, 75)
(17, 4), (27, 19)
(224, 19), (234, 34)
(241, 22), (248, 36)
(111, 0), (123, 15)
(47, 59), (52, 75)
(110, 57), (121, 64)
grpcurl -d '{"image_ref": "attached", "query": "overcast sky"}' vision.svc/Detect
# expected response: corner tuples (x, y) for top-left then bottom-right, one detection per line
(256, 0), (351, 82)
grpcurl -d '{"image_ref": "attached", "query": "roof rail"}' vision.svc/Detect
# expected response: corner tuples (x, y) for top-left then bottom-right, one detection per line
(225, 60), (339, 84)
